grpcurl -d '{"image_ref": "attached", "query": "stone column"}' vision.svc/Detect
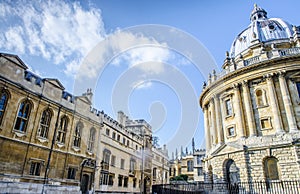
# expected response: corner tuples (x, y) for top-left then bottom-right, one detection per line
(214, 95), (224, 143)
(278, 72), (298, 132)
(265, 74), (284, 133)
(241, 80), (256, 136)
(203, 106), (211, 152)
(210, 100), (217, 145)
(233, 84), (245, 137)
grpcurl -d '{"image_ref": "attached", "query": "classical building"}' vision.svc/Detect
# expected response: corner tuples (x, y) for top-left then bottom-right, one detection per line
(0, 52), (169, 193)
(199, 4), (300, 189)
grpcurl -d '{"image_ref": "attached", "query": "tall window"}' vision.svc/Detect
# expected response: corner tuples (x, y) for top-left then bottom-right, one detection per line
(197, 168), (203, 176)
(118, 175), (123, 187)
(67, 167), (76, 179)
(0, 90), (8, 125)
(88, 128), (96, 152)
(123, 176), (128, 187)
(130, 159), (136, 173)
(111, 155), (116, 166)
(264, 157), (280, 180)
(57, 116), (68, 144)
(29, 161), (41, 176)
(103, 149), (111, 171)
(296, 82), (300, 98)
(256, 89), (264, 106)
(73, 122), (82, 147)
(37, 109), (52, 138)
(153, 167), (157, 179)
(225, 99), (233, 116)
(197, 155), (202, 165)
(187, 160), (194, 172)
(14, 100), (32, 132)
(120, 159), (125, 169)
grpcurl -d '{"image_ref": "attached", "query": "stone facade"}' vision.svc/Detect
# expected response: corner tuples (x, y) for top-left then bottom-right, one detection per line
(169, 149), (205, 182)
(199, 5), (300, 188)
(0, 53), (169, 193)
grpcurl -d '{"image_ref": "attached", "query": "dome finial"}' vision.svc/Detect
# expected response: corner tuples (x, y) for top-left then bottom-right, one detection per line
(250, 4), (267, 21)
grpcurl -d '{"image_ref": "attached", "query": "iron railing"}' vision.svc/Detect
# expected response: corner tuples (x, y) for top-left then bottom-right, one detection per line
(152, 180), (300, 194)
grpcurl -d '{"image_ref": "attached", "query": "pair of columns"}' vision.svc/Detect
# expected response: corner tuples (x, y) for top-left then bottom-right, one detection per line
(204, 72), (297, 150)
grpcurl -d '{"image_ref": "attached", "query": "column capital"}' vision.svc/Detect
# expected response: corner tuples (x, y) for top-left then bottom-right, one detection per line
(264, 73), (274, 80)
(278, 70), (286, 78)
(242, 80), (249, 87)
(232, 83), (241, 90)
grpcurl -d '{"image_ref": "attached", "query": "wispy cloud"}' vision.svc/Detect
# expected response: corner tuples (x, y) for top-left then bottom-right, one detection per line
(0, 0), (105, 77)
(131, 80), (153, 90)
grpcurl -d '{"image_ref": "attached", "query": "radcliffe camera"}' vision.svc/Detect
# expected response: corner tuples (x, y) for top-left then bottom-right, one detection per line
(0, 1), (299, 194)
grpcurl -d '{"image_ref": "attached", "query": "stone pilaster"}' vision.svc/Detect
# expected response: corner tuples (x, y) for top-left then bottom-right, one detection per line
(203, 106), (211, 151)
(214, 95), (224, 143)
(278, 72), (298, 132)
(233, 83), (245, 137)
(265, 74), (284, 133)
(242, 80), (256, 136)
(210, 99), (217, 145)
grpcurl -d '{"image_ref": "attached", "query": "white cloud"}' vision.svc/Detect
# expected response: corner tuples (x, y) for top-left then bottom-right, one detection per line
(4, 26), (25, 53)
(131, 80), (153, 90)
(0, 0), (105, 77)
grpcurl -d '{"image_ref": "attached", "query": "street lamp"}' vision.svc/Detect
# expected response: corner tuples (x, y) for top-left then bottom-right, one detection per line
(140, 134), (152, 194)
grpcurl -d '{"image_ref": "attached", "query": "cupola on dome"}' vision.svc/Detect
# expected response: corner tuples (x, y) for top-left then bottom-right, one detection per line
(230, 4), (294, 58)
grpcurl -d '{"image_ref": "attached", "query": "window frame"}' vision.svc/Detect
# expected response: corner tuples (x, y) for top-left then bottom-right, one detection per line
(14, 100), (32, 133)
(264, 157), (280, 180)
(87, 127), (96, 153)
(255, 88), (268, 108)
(73, 122), (83, 148)
(226, 125), (236, 138)
(29, 161), (42, 176)
(0, 90), (9, 126)
(187, 160), (194, 172)
(56, 115), (68, 144)
(37, 108), (52, 139)
(260, 117), (272, 130)
(67, 167), (77, 179)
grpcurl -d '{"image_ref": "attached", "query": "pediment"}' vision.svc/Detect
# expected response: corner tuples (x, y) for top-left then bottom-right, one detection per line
(44, 78), (65, 90)
(0, 53), (28, 70)
(76, 95), (92, 105)
(211, 142), (244, 156)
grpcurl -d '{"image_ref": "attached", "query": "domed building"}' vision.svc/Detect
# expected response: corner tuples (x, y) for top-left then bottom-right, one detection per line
(199, 4), (300, 191)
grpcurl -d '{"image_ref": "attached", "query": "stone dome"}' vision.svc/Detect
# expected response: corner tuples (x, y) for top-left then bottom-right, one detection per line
(229, 4), (294, 58)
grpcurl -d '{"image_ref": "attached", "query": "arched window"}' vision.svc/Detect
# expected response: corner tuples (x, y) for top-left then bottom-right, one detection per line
(57, 116), (68, 144)
(14, 100), (32, 132)
(37, 109), (52, 138)
(87, 127), (96, 152)
(73, 122), (82, 147)
(187, 160), (194, 172)
(264, 157), (280, 180)
(102, 149), (111, 171)
(0, 90), (9, 125)
(255, 89), (267, 107)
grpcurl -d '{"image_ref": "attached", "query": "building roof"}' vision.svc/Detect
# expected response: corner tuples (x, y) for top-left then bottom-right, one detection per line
(230, 4), (294, 58)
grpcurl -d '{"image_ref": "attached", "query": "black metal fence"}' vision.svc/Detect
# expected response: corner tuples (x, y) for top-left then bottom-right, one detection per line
(152, 180), (300, 194)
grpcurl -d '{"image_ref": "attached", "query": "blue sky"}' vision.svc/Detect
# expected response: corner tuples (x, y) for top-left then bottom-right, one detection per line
(0, 0), (299, 155)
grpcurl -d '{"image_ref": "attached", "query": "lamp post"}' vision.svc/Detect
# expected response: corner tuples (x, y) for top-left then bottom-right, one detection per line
(140, 134), (152, 194)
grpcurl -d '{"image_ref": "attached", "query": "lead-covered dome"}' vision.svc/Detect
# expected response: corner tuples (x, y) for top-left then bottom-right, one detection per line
(230, 4), (294, 58)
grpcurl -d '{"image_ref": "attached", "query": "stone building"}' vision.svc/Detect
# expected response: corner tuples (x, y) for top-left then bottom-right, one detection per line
(151, 145), (169, 185)
(169, 147), (205, 182)
(0, 52), (169, 193)
(199, 4), (300, 188)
